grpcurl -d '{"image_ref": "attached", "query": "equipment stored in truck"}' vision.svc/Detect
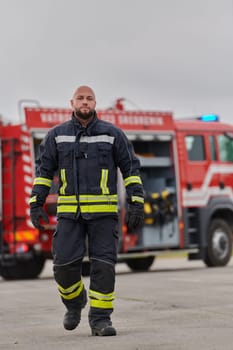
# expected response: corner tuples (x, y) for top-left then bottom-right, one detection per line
(1, 104), (233, 279)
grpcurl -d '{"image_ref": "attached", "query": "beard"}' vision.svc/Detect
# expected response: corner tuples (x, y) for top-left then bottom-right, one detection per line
(74, 108), (94, 121)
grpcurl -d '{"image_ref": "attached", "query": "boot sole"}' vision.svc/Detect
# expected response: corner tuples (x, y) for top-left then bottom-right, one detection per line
(91, 326), (117, 336)
(64, 323), (79, 331)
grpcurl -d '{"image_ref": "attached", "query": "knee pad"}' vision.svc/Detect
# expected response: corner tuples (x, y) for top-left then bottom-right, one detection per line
(90, 259), (115, 293)
(53, 259), (83, 288)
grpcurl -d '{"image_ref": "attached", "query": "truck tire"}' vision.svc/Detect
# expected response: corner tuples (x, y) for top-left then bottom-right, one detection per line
(0, 255), (45, 280)
(204, 218), (232, 267)
(126, 256), (155, 272)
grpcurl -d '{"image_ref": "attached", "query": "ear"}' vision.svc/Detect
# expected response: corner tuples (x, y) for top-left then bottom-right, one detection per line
(70, 99), (74, 109)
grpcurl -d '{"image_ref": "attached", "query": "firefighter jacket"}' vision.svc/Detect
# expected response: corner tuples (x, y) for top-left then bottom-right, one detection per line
(29, 112), (144, 220)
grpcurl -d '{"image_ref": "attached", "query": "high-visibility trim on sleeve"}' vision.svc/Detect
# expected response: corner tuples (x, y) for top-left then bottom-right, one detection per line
(124, 176), (142, 187)
(33, 177), (52, 187)
(131, 195), (144, 204)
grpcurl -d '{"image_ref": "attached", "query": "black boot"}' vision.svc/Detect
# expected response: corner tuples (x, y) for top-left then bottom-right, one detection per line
(63, 309), (82, 330)
(63, 290), (87, 330)
(89, 304), (116, 336)
(91, 322), (117, 336)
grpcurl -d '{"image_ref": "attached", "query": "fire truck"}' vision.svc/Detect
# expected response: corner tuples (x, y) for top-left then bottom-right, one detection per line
(1, 102), (233, 280)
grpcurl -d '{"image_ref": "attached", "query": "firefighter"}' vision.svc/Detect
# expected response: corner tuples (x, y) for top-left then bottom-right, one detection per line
(29, 86), (144, 336)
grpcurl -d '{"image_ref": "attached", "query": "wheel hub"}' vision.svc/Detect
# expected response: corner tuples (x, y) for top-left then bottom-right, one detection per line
(212, 229), (229, 259)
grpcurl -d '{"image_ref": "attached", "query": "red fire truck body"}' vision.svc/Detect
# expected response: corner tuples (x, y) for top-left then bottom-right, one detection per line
(1, 105), (233, 279)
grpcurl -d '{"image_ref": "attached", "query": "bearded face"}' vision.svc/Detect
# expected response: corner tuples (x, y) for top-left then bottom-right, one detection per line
(74, 108), (94, 121)
(71, 86), (96, 124)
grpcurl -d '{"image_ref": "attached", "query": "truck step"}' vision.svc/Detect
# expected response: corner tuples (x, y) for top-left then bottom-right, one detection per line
(188, 252), (202, 260)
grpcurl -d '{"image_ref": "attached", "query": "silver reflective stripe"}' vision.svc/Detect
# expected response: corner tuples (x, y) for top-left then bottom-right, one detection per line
(80, 135), (114, 144)
(55, 135), (76, 143)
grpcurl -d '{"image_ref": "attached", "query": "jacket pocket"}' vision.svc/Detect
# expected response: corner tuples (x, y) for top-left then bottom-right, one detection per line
(57, 144), (74, 168)
(98, 143), (112, 167)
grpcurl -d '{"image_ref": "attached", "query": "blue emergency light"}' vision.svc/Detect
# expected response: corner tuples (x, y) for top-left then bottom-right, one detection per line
(198, 114), (219, 122)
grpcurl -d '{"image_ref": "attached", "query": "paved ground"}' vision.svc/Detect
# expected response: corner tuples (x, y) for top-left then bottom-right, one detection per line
(1, 256), (233, 350)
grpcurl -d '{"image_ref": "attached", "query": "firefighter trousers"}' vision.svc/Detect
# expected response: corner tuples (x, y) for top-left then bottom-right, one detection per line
(52, 216), (119, 327)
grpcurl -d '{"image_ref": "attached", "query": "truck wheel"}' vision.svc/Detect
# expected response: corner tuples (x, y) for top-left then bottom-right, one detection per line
(204, 218), (232, 267)
(126, 256), (155, 272)
(0, 255), (45, 280)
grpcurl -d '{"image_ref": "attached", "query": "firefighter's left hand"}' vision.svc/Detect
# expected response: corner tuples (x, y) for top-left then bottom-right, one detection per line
(126, 203), (144, 232)
(30, 206), (49, 231)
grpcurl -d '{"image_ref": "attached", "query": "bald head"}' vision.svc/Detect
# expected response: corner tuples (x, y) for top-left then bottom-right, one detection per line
(70, 85), (96, 126)
(72, 85), (96, 100)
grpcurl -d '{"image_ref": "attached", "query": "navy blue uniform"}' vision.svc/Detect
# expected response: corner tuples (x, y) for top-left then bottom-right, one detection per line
(30, 112), (144, 327)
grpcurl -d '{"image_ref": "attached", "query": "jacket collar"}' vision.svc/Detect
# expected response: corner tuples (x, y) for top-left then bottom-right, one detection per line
(71, 111), (98, 129)
(71, 111), (98, 134)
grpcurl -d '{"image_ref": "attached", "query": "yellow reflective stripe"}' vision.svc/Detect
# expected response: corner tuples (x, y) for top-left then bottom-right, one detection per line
(58, 280), (83, 294)
(89, 289), (115, 300)
(58, 194), (117, 203)
(80, 204), (117, 213)
(57, 204), (117, 214)
(58, 281), (84, 300)
(57, 205), (77, 213)
(60, 169), (67, 195)
(58, 195), (78, 204)
(29, 195), (37, 204)
(131, 195), (144, 204)
(33, 177), (52, 187)
(90, 299), (113, 309)
(124, 176), (142, 187)
(100, 169), (110, 195)
(79, 194), (117, 202)
(57, 194), (119, 214)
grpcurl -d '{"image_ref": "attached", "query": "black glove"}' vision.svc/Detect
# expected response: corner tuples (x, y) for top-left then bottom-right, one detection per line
(126, 203), (144, 232)
(30, 206), (49, 230)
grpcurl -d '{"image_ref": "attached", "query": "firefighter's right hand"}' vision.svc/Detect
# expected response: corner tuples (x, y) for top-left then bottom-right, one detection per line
(30, 206), (49, 231)
(126, 203), (144, 232)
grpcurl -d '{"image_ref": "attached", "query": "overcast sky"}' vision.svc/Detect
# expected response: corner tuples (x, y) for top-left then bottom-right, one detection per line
(0, 0), (233, 123)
